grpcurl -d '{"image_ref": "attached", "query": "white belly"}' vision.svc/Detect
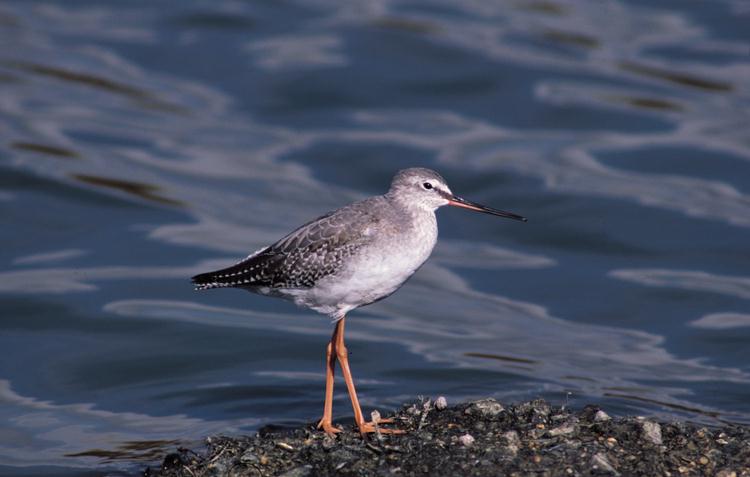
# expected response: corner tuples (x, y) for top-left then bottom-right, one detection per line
(291, 213), (438, 319)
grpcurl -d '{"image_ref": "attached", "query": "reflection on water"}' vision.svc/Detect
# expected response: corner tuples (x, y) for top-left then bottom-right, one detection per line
(542, 30), (599, 49)
(65, 439), (179, 462)
(618, 61), (734, 92)
(0, 0), (749, 474)
(604, 95), (683, 112)
(464, 353), (540, 365)
(8, 61), (187, 113)
(10, 141), (80, 159)
(0, 379), (258, 468)
(72, 174), (185, 207)
(689, 312), (750, 330)
(602, 393), (725, 421)
(610, 269), (750, 300)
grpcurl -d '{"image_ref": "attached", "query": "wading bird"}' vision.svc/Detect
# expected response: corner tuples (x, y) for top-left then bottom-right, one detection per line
(192, 168), (526, 435)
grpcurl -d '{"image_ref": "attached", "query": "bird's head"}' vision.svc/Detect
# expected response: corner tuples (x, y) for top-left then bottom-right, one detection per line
(388, 167), (527, 222)
(389, 167), (453, 211)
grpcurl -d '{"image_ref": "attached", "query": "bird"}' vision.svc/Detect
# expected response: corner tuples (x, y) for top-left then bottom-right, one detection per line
(191, 167), (526, 436)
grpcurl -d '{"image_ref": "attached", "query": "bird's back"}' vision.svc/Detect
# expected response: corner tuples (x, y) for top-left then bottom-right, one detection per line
(191, 196), (397, 293)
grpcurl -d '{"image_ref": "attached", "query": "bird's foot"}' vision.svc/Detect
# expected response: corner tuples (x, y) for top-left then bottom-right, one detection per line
(317, 418), (343, 436)
(357, 418), (405, 435)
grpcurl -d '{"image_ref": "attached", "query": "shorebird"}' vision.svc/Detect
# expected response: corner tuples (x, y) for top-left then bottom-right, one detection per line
(192, 168), (526, 436)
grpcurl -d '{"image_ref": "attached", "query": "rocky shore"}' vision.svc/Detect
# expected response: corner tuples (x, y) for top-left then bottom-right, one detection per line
(148, 398), (750, 477)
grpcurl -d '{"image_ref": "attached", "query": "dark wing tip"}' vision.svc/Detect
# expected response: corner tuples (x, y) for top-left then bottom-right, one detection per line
(191, 271), (222, 290)
(190, 248), (276, 291)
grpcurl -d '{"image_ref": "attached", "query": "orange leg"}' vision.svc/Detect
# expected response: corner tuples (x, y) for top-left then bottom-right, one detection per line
(333, 316), (404, 436)
(317, 325), (342, 435)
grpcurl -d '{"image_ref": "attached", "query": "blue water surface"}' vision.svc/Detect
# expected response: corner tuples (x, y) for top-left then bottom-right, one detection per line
(0, 0), (749, 474)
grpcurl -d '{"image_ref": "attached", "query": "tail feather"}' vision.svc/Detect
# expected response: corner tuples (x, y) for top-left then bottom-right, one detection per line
(191, 270), (233, 290)
(191, 247), (274, 290)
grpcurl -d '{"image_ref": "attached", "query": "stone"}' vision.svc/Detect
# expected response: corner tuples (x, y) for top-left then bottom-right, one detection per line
(716, 470), (737, 477)
(277, 465), (313, 477)
(502, 430), (520, 456)
(591, 452), (618, 475)
(548, 422), (576, 436)
(458, 434), (475, 447)
(641, 421), (663, 446)
(435, 396), (448, 410)
(239, 450), (259, 464)
(465, 398), (504, 417)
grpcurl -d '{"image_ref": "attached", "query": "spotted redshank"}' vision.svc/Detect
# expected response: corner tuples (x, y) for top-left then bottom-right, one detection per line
(192, 168), (526, 436)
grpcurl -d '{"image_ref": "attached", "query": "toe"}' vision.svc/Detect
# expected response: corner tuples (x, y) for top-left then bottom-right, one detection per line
(322, 425), (342, 436)
(357, 421), (405, 435)
(317, 420), (342, 436)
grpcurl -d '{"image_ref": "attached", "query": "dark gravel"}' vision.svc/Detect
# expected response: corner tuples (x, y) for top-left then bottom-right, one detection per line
(148, 398), (750, 477)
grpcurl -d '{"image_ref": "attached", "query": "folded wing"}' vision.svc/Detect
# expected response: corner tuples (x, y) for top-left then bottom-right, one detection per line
(192, 199), (383, 291)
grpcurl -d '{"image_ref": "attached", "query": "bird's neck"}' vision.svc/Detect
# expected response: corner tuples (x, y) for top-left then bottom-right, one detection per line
(386, 192), (436, 220)
(384, 194), (438, 237)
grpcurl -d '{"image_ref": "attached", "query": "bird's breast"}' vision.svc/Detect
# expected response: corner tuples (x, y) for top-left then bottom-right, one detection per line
(294, 210), (438, 318)
(341, 213), (437, 296)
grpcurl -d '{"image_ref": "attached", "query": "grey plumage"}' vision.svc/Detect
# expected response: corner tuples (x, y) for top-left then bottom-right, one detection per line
(191, 167), (525, 435)
(192, 167), (525, 320)
(192, 198), (384, 291)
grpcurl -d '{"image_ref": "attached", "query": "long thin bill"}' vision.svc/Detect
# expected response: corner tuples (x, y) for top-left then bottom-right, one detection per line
(448, 195), (527, 222)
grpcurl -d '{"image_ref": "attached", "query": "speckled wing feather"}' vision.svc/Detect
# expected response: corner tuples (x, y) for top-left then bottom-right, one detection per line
(192, 198), (383, 291)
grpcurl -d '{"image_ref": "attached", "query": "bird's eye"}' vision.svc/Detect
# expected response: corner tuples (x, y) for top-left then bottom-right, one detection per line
(423, 182), (433, 190)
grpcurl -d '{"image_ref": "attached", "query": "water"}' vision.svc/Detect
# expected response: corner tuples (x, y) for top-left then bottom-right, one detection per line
(1, 0), (748, 474)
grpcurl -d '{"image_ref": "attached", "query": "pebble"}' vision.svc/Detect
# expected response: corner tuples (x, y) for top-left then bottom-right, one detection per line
(548, 422), (576, 436)
(594, 410), (611, 422)
(152, 398), (750, 477)
(239, 450), (258, 463)
(435, 396), (448, 410)
(502, 430), (520, 456)
(716, 471), (737, 477)
(206, 460), (228, 475)
(641, 421), (663, 446)
(406, 405), (421, 415)
(458, 433), (475, 447)
(160, 453), (183, 471)
(465, 398), (504, 417)
(277, 465), (313, 477)
(591, 452), (619, 475)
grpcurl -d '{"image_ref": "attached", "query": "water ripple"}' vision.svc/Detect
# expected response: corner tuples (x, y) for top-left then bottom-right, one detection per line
(689, 312), (750, 330)
(0, 379), (258, 468)
(245, 34), (347, 71)
(1, 0), (749, 471)
(610, 269), (750, 300)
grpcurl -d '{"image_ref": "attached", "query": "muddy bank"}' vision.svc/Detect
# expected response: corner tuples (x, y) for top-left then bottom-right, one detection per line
(148, 398), (750, 477)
